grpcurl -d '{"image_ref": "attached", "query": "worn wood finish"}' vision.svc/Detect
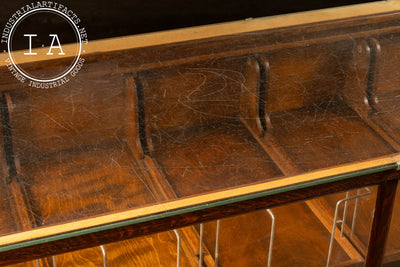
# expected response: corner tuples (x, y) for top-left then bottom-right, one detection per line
(20, 142), (156, 226)
(0, 2), (400, 265)
(139, 58), (246, 139)
(268, 102), (395, 172)
(257, 41), (396, 173)
(240, 56), (264, 136)
(7, 74), (128, 157)
(365, 32), (400, 148)
(151, 120), (283, 197)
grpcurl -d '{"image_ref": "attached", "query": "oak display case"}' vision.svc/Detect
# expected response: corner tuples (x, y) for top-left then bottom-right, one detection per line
(0, 1), (400, 266)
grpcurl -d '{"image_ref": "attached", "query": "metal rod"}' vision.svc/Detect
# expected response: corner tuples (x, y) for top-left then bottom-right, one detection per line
(266, 209), (275, 267)
(100, 245), (107, 267)
(327, 197), (344, 267)
(52, 256), (56, 267)
(326, 188), (371, 267)
(341, 192), (350, 238)
(215, 220), (220, 267)
(351, 188), (371, 235)
(199, 224), (204, 267)
(174, 230), (181, 267)
(36, 259), (40, 267)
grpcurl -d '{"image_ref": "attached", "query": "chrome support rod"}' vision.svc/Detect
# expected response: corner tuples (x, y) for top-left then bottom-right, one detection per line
(215, 220), (221, 267)
(351, 189), (362, 236)
(174, 230), (181, 267)
(341, 192), (350, 238)
(266, 209), (275, 267)
(100, 245), (107, 267)
(199, 224), (204, 267)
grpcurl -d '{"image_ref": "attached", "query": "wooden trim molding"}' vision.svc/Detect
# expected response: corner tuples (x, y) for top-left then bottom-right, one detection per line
(1, 1), (400, 66)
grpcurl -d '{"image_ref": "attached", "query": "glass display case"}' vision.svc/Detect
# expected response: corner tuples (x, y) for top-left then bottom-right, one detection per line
(0, 1), (400, 266)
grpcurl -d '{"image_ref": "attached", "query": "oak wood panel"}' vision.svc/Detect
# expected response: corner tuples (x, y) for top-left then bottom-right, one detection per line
(140, 58), (246, 139)
(342, 39), (371, 117)
(0, 180), (16, 237)
(239, 57), (263, 136)
(0, 99), (17, 237)
(151, 120), (283, 197)
(371, 90), (400, 144)
(265, 41), (352, 112)
(0, 4), (400, 265)
(369, 33), (400, 95)
(141, 156), (215, 267)
(0, 94), (37, 240)
(363, 32), (400, 146)
(20, 142), (156, 226)
(268, 102), (395, 173)
(8, 74), (127, 157)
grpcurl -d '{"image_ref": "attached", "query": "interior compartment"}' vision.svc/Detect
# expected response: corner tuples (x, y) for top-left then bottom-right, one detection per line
(4, 74), (161, 227)
(1, 27), (400, 266)
(259, 40), (397, 174)
(0, 70), (213, 266)
(140, 58), (284, 198)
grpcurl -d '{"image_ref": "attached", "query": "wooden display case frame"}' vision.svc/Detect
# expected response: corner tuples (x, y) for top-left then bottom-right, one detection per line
(1, 1), (400, 266)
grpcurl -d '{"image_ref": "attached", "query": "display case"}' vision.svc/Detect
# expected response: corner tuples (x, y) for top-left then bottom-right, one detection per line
(0, 1), (400, 266)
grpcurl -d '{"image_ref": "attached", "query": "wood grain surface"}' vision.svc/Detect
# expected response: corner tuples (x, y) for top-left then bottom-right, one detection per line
(152, 120), (283, 197)
(21, 142), (156, 226)
(0, 2), (400, 265)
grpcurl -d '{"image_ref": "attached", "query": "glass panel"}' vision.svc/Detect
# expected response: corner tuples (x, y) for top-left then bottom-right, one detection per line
(11, 188), (379, 266)
(0, 2), (399, 261)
